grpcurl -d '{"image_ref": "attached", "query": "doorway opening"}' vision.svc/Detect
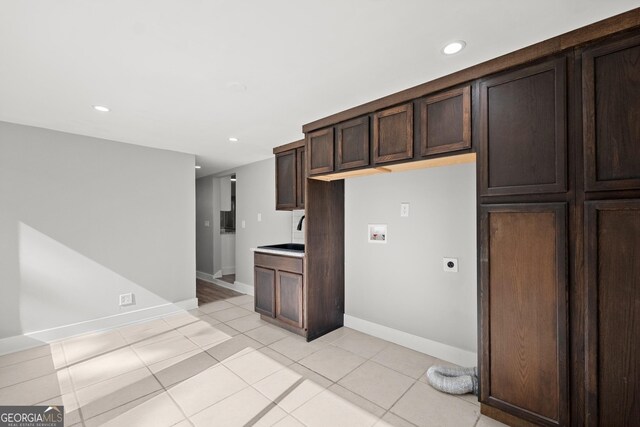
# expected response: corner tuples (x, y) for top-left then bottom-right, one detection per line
(219, 174), (236, 285)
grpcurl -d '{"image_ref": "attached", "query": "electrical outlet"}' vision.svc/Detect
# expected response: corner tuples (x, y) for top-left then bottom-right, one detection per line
(400, 202), (410, 217)
(119, 293), (134, 306)
(443, 257), (459, 273)
(241, 220), (246, 229)
(257, 213), (262, 222)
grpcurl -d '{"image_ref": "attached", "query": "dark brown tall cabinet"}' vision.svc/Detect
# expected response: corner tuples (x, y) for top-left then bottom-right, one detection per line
(478, 57), (570, 426)
(581, 32), (640, 427)
(478, 29), (640, 427)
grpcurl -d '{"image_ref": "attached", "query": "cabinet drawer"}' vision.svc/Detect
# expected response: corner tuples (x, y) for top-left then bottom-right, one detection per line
(255, 253), (303, 274)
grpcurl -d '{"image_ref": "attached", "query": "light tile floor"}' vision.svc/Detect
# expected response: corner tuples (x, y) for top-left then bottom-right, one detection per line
(0, 295), (507, 427)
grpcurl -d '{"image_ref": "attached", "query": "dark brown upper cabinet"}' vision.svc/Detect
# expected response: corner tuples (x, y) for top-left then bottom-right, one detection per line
(583, 33), (640, 192)
(373, 103), (413, 164)
(585, 199), (640, 427)
(275, 150), (297, 210)
(296, 147), (305, 208)
(419, 86), (471, 156)
(480, 203), (568, 426)
(336, 116), (369, 171)
(307, 127), (334, 175)
(479, 57), (567, 196)
(275, 141), (304, 210)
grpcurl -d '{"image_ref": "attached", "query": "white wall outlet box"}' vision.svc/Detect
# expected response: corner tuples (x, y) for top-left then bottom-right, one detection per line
(257, 213), (262, 222)
(368, 224), (387, 244)
(242, 220), (246, 229)
(119, 293), (134, 306)
(443, 257), (459, 273)
(400, 202), (410, 217)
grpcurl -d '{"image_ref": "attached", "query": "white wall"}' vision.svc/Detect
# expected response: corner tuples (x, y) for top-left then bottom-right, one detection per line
(344, 163), (477, 363)
(0, 121), (196, 341)
(234, 158), (292, 287)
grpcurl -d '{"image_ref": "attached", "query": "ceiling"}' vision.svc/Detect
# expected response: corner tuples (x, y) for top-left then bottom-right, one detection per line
(1, 1), (637, 177)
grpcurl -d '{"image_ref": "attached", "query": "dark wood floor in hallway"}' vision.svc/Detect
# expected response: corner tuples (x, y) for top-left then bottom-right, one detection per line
(196, 278), (242, 305)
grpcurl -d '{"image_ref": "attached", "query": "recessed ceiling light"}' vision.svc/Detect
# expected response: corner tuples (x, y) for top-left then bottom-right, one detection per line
(442, 41), (466, 55)
(195, 165), (202, 169)
(92, 105), (110, 112)
(229, 137), (239, 142)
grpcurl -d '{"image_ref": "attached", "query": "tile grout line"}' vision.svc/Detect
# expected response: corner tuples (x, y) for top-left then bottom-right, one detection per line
(59, 342), (86, 427)
(185, 379), (252, 421)
(245, 377), (306, 426)
(81, 389), (163, 426)
(385, 377), (420, 419)
(67, 318), (196, 425)
(81, 330), (201, 424)
(472, 411), (481, 427)
(0, 354), (60, 391)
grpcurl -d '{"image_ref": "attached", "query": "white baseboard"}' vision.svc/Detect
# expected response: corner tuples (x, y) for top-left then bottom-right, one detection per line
(0, 298), (199, 357)
(343, 314), (477, 367)
(196, 271), (215, 282)
(199, 276), (254, 296)
(222, 266), (236, 275)
(231, 281), (253, 296)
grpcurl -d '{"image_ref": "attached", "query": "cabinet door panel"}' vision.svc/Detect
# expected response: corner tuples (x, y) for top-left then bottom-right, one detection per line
(583, 34), (640, 191)
(420, 86), (471, 156)
(585, 200), (640, 426)
(307, 128), (334, 175)
(373, 103), (413, 164)
(296, 147), (305, 208)
(480, 58), (567, 196)
(276, 151), (296, 210)
(336, 116), (369, 170)
(254, 266), (275, 317)
(480, 203), (567, 426)
(276, 271), (303, 328)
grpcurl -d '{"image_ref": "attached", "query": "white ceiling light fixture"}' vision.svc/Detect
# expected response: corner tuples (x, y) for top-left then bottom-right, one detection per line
(92, 105), (110, 112)
(195, 165), (202, 169)
(442, 40), (466, 55)
(228, 137), (239, 142)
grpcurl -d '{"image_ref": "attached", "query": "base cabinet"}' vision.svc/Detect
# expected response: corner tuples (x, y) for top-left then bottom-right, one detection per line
(254, 252), (304, 334)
